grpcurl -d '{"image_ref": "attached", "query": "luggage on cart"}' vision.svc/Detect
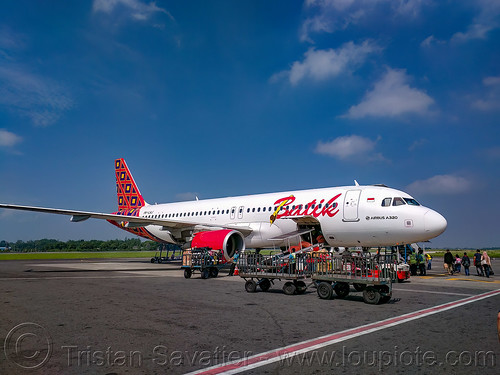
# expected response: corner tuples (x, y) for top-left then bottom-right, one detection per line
(181, 247), (228, 279)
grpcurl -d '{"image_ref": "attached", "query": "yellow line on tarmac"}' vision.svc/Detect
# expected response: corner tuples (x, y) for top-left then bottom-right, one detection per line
(447, 277), (500, 284)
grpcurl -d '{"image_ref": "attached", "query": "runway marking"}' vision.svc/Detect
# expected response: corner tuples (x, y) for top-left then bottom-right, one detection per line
(185, 289), (500, 375)
(392, 288), (473, 296)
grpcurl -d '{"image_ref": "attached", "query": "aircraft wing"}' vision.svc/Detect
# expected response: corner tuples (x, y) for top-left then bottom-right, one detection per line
(0, 204), (253, 236)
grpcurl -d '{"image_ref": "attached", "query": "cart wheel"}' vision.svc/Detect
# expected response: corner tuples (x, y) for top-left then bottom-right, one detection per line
(317, 282), (333, 300)
(201, 269), (210, 279)
(210, 267), (219, 278)
(334, 282), (350, 298)
(157, 258), (162, 264)
(397, 277), (404, 283)
(295, 280), (307, 294)
(353, 283), (366, 292)
(184, 268), (192, 279)
(283, 281), (296, 295)
(259, 278), (271, 292)
(151, 258), (155, 263)
(363, 286), (381, 304)
(245, 280), (257, 293)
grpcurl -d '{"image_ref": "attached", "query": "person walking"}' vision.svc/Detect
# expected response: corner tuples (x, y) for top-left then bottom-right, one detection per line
(462, 252), (471, 276)
(425, 253), (432, 270)
(481, 251), (492, 278)
(474, 249), (484, 276)
(454, 254), (461, 273)
(444, 250), (454, 275)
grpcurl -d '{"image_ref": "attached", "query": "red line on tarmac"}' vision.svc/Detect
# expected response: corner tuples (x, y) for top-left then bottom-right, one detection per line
(185, 289), (500, 375)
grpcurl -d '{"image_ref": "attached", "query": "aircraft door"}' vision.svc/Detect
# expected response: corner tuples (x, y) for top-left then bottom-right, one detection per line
(343, 190), (361, 222)
(230, 206), (236, 220)
(238, 206), (244, 219)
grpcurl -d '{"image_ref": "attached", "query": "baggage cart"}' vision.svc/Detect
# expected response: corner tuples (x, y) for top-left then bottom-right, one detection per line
(181, 248), (228, 279)
(312, 251), (396, 304)
(237, 249), (314, 295)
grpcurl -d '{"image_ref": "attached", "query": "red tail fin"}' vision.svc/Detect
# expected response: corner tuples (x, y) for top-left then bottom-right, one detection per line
(114, 159), (146, 211)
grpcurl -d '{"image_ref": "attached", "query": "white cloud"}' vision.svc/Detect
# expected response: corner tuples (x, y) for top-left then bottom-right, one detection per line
(301, 0), (429, 42)
(0, 65), (73, 127)
(451, 0), (500, 43)
(344, 68), (434, 118)
(272, 41), (380, 85)
(471, 76), (500, 111)
(315, 135), (385, 161)
(93, 0), (174, 22)
(0, 129), (22, 147)
(406, 175), (473, 195)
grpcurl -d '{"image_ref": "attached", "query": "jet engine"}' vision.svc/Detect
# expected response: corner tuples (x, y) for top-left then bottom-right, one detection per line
(191, 229), (245, 261)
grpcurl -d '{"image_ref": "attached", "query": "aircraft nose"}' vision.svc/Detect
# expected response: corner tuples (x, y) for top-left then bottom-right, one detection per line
(424, 210), (447, 237)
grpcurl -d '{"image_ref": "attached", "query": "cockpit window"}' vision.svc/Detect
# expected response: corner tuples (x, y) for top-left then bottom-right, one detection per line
(392, 197), (406, 206)
(403, 198), (420, 206)
(382, 198), (392, 207)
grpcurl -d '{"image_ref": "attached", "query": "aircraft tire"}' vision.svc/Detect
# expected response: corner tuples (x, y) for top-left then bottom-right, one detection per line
(245, 280), (257, 293)
(317, 282), (333, 299)
(363, 286), (381, 304)
(283, 281), (296, 295)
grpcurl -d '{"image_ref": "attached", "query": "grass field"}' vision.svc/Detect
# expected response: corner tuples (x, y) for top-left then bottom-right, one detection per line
(1, 249), (498, 261)
(428, 249), (500, 258)
(0, 251), (158, 260)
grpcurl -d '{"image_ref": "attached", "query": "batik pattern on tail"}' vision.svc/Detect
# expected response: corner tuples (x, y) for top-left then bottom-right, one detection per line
(110, 159), (161, 242)
(115, 158), (146, 211)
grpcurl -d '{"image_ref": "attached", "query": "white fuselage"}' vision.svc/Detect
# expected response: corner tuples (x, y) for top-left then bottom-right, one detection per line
(138, 185), (447, 248)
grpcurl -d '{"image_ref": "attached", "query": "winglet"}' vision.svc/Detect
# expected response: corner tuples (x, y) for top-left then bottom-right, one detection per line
(114, 159), (146, 211)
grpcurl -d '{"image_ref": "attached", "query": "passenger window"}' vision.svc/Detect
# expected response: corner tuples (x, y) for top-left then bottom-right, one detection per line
(382, 198), (392, 207)
(393, 197), (406, 206)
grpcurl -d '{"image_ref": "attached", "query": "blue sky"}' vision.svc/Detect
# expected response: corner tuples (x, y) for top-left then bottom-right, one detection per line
(0, 0), (499, 248)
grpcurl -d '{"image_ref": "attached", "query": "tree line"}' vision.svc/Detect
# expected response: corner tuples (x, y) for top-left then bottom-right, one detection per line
(0, 239), (175, 252)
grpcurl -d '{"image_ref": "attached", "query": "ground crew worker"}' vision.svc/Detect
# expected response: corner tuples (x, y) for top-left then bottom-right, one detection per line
(409, 251), (418, 276)
(417, 249), (426, 276)
(425, 253), (432, 270)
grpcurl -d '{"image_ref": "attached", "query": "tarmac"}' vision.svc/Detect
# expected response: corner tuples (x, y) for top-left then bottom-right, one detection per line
(0, 257), (499, 374)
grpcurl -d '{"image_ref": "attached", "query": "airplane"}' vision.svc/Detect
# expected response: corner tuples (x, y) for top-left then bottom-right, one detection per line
(0, 158), (447, 262)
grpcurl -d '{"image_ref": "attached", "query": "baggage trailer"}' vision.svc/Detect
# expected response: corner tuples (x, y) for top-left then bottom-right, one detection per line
(237, 249), (314, 295)
(312, 251), (396, 304)
(238, 229), (323, 295)
(181, 248), (229, 279)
